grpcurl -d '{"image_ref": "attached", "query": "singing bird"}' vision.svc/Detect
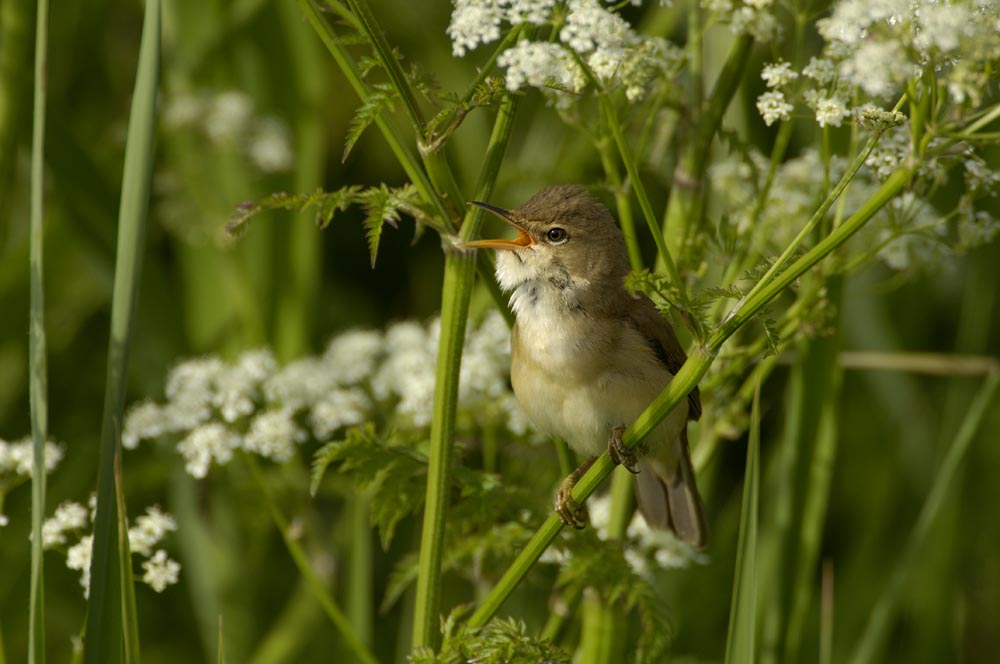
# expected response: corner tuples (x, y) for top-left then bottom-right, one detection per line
(462, 184), (707, 548)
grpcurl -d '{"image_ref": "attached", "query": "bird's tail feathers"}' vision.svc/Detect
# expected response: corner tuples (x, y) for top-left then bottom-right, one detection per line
(634, 430), (708, 549)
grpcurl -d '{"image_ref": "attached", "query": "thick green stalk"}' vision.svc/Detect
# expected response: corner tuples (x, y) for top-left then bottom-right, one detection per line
(411, 94), (520, 649)
(28, 0), (50, 659)
(84, 2), (159, 661)
(246, 460), (377, 664)
(348, 495), (373, 647)
(469, 165), (915, 627)
(848, 371), (1000, 664)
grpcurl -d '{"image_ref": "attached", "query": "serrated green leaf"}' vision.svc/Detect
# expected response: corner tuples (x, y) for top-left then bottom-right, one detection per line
(359, 183), (423, 268)
(343, 82), (397, 162)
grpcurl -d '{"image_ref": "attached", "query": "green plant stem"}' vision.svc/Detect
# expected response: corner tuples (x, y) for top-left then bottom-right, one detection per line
(469, 163), (916, 628)
(737, 132), (883, 309)
(246, 459), (378, 664)
(84, 3), (159, 661)
(723, 383), (760, 664)
(596, 89), (688, 309)
(597, 135), (643, 271)
(299, 0), (511, 321)
(848, 370), (1000, 664)
(412, 94), (520, 650)
(663, 33), (753, 261)
(28, 0), (49, 659)
(348, 494), (373, 647)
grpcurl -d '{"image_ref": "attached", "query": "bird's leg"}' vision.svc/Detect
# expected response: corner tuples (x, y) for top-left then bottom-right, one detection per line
(607, 424), (639, 474)
(556, 457), (596, 530)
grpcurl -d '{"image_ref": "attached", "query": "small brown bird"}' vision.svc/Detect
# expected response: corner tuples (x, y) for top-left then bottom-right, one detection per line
(461, 185), (707, 548)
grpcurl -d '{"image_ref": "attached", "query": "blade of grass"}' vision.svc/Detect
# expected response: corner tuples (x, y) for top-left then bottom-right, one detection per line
(28, 0), (50, 659)
(114, 444), (141, 664)
(83, 1), (160, 660)
(847, 370), (1000, 664)
(724, 381), (761, 664)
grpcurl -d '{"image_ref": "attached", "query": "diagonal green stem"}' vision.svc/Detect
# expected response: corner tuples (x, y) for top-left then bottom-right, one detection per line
(28, 0), (50, 659)
(246, 459), (377, 664)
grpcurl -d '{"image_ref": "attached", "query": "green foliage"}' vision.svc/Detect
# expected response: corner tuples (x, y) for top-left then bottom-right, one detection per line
(409, 612), (570, 664)
(344, 81), (398, 161)
(554, 538), (672, 663)
(312, 425), (428, 548)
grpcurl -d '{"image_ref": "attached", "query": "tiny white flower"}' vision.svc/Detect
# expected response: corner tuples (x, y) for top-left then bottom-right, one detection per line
(142, 550), (181, 592)
(802, 57), (836, 84)
(324, 329), (384, 386)
(128, 506), (178, 556)
(67, 535), (94, 596)
(123, 401), (167, 449)
(41, 501), (89, 548)
(497, 41), (586, 94)
(248, 118), (294, 173)
(177, 423), (241, 479)
(0, 438), (63, 477)
(813, 95), (850, 128)
(310, 388), (372, 440)
(761, 60), (799, 88)
(214, 349), (276, 423)
(756, 90), (793, 126)
(447, 0), (505, 57)
(205, 90), (254, 144)
(243, 409), (306, 462)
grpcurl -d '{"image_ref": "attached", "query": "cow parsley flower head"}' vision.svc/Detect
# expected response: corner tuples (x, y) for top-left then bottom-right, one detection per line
(142, 550), (182, 593)
(756, 90), (793, 126)
(761, 60), (798, 88)
(177, 423), (241, 478)
(128, 506), (178, 557)
(41, 501), (89, 548)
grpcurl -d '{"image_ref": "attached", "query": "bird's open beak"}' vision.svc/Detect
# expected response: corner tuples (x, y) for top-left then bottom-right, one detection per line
(459, 201), (534, 250)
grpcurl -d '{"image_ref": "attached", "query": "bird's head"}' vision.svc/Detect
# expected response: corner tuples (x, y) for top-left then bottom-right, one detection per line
(461, 185), (630, 295)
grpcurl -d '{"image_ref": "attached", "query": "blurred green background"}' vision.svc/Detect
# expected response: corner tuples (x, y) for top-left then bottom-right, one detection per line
(2, 0), (999, 662)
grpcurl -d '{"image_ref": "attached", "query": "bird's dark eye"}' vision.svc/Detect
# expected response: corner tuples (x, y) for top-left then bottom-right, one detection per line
(545, 227), (568, 244)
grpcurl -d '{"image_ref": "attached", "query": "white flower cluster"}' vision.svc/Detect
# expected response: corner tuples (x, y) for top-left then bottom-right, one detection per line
(816, 0), (1000, 104)
(0, 437), (64, 526)
(42, 499), (181, 596)
(124, 311), (530, 478)
(163, 89), (294, 173)
(450, 0), (681, 103)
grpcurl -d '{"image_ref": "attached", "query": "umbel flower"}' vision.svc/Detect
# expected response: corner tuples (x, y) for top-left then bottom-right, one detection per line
(123, 312), (532, 478)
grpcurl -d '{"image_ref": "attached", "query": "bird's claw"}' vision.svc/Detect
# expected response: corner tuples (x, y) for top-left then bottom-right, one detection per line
(607, 424), (638, 474)
(556, 481), (588, 530)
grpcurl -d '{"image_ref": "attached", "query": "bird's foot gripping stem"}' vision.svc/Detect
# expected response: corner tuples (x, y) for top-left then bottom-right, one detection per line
(607, 424), (639, 474)
(555, 457), (596, 530)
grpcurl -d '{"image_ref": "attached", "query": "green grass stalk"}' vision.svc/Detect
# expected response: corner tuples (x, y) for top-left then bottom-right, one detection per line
(348, 495), (373, 647)
(724, 382), (761, 664)
(83, 2), (160, 661)
(28, 0), (50, 659)
(114, 447), (141, 663)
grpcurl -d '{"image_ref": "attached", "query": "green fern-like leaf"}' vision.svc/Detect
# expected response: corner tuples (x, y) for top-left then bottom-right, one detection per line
(359, 183), (423, 268)
(228, 186), (363, 236)
(344, 82), (397, 162)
